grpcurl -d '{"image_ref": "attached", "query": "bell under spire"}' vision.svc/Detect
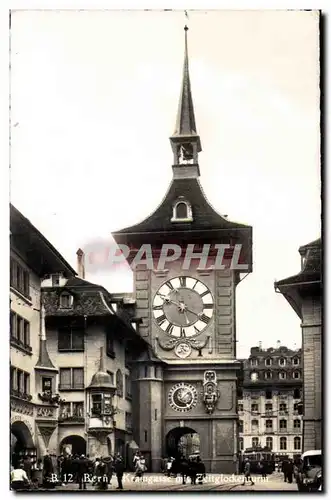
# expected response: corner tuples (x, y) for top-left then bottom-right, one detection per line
(170, 26), (202, 174)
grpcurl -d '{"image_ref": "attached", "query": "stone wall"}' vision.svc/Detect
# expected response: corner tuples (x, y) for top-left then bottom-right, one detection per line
(301, 295), (322, 451)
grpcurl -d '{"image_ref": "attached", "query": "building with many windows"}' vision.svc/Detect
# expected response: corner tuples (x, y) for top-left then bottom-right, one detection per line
(238, 344), (303, 459)
(10, 204), (76, 466)
(10, 205), (149, 467)
(42, 259), (148, 464)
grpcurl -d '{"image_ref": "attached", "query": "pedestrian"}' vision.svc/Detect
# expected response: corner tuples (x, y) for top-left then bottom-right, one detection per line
(282, 460), (288, 482)
(286, 459), (294, 484)
(23, 455), (32, 481)
(261, 459), (268, 479)
(242, 459), (254, 486)
(31, 458), (43, 487)
(166, 457), (173, 477)
(179, 456), (189, 485)
(188, 457), (198, 485)
(11, 462), (30, 491)
(103, 455), (114, 486)
(196, 457), (206, 485)
(114, 454), (125, 490)
(95, 458), (108, 491)
(77, 454), (89, 490)
(43, 450), (55, 489)
(133, 450), (140, 468)
(133, 454), (146, 482)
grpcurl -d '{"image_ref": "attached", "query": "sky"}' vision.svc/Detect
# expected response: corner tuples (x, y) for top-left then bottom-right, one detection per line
(10, 9), (321, 358)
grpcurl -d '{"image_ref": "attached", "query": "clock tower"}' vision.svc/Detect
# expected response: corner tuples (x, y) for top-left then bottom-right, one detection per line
(112, 26), (252, 473)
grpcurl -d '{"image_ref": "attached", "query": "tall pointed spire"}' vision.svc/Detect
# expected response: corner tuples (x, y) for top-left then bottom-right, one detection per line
(36, 300), (56, 370)
(170, 26), (201, 175)
(173, 26), (199, 138)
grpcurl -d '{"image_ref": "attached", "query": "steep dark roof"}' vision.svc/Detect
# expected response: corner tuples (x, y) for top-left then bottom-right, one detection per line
(35, 339), (57, 371)
(10, 204), (76, 277)
(113, 178), (250, 235)
(276, 238), (321, 287)
(65, 277), (106, 289)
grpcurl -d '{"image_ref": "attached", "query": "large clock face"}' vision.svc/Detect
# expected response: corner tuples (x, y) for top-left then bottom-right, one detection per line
(153, 276), (214, 337)
(168, 383), (198, 412)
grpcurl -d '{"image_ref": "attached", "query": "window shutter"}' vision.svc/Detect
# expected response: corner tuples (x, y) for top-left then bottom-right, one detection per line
(60, 368), (71, 389)
(72, 329), (84, 350)
(58, 329), (71, 350)
(73, 368), (84, 389)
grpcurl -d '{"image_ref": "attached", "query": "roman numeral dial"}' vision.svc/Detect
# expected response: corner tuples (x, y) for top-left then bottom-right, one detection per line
(153, 276), (214, 337)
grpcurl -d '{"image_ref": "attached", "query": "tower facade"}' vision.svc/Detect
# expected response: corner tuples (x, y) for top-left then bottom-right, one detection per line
(112, 27), (253, 473)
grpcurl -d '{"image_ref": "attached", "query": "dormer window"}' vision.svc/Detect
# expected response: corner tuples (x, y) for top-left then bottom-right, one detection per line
(171, 198), (193, 222)
(52, 274), (61, 286)
(59, 293), (73, 309)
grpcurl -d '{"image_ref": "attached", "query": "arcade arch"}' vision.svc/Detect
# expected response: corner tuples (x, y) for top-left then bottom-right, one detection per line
(165, 426), (200, 459)
(60, 435), (86, 456)
(11, 420), (35, 467)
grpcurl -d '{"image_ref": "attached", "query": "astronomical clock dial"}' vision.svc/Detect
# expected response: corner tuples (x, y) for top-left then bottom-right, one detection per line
(168, 383), (198, 412)
(153, 276), (214, 337)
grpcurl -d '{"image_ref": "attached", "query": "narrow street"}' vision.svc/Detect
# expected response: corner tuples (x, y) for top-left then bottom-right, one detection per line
(55, 472), (298, 492)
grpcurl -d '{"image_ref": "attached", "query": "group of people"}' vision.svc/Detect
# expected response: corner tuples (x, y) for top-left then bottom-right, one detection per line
(162, 455), (206, 485)
(10, 450), (126, 491)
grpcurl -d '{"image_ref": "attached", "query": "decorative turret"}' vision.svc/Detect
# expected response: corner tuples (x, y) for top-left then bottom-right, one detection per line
(35, 298), (63, 405)
(88, 346), (114, 390)
(87, 347), (117, 459)
(170, 25), (201, 175)
(35, 302), (56, 370)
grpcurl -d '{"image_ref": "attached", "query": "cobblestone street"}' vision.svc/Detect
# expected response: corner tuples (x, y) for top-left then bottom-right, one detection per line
(53, 472), (298, 492)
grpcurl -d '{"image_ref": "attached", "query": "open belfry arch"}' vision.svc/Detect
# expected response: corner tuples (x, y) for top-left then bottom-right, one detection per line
(112, 26), (253, 473)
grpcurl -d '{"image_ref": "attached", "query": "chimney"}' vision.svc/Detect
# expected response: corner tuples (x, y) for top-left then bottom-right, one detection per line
(258, 341), (262, 351)
(276, 340), (281, 349)
(76, 248), (85, 279)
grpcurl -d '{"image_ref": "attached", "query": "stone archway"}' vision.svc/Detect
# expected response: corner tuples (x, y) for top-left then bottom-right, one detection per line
(11, 420), (35, 467)
(165, 427), (200, 459)
(60, 435), (87, 456)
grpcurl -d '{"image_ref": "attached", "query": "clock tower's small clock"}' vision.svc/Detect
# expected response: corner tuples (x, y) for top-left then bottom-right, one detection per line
(153, 276), (214, 338)
(168, 382), (198, 412)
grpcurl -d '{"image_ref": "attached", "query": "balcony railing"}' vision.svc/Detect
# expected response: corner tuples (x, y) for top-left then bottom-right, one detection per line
(58, 415), (85, 424)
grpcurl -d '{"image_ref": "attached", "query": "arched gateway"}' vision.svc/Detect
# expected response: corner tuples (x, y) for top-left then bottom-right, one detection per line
(11, 421), (36, 467)
(166, 427), (200, 459)
(60, 435), (86, 456)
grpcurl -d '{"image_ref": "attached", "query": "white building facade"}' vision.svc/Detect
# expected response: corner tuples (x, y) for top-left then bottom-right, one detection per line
(238, 344), (303, 459)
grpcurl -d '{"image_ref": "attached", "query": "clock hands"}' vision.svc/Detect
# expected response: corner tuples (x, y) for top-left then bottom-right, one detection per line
(159, 291), (203, 321)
